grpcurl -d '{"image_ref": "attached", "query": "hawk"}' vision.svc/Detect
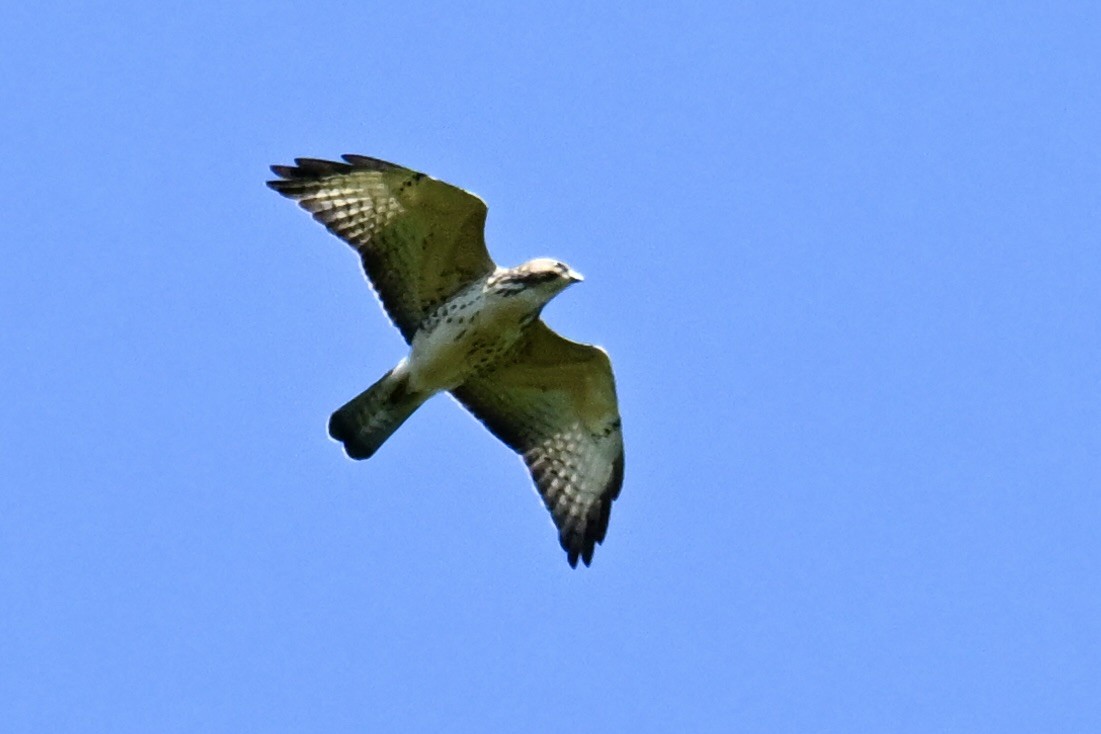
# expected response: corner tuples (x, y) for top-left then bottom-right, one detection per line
(267, 155), (624, 567)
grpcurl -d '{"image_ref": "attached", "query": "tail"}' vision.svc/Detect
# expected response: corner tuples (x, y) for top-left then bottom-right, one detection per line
(328, 368), (429, 460)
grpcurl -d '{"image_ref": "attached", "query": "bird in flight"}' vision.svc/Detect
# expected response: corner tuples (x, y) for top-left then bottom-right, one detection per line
(267, 155), (624, 567)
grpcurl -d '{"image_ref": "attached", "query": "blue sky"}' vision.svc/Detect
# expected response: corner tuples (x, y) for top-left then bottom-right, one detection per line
(3, 2), (1099, 731)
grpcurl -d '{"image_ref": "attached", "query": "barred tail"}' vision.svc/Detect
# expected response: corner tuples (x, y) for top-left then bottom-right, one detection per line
(328, 368), (428, 460)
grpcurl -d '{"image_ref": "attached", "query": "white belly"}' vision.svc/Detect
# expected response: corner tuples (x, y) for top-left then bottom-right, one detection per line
(405, 287), (530, 393)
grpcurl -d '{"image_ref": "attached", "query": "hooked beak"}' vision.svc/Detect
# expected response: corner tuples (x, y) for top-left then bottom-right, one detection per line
(566, 269), (584, 283)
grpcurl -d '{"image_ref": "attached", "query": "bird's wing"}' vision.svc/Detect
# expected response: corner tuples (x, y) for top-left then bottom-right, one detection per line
(452, 321), (624, 567)
(268, 155), (495, 342)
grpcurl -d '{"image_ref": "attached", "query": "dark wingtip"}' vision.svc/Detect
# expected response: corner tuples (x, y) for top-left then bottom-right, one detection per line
(563, 534), (597, 568)
(266, 164), (301, 195)
(266, 178), (295, 196)
(341, 154), (400, 171)
(266, 157), (355, 184)
(294, 157), (353, 175)
(267, 155), (404, 193)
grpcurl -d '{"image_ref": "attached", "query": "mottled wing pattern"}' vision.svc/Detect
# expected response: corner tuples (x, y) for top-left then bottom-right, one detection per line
(267, 155), (495, 342)
(452, 321), (624, 567)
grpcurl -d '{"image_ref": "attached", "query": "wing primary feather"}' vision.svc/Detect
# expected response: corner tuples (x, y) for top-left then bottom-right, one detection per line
(292, 157), (353, 176)
(268, 164), (301, 179)
(341, 154), (400, 170)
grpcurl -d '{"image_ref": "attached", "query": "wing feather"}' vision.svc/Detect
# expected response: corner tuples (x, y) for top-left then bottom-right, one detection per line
(268, 155), (495, 341)
(452, 322), (625, 567)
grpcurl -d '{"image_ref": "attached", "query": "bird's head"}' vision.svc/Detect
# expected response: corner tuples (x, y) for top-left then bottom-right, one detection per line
(491, 258), (585, 312)
(490, 258), (584, 308)
(516, 258), (584, 288)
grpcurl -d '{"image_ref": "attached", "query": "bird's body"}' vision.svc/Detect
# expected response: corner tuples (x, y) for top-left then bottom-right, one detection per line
(267, 155), (624, 567)
(405, 262), (579, 393)
(405, 277), (511, 393)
